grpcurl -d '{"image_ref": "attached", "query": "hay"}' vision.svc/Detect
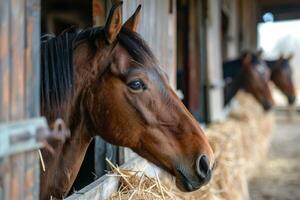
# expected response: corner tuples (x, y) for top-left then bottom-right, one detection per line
(108, 90), (274, 200)
(107, 158), (180, 200)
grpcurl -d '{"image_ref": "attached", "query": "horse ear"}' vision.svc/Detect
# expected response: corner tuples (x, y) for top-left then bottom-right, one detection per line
(104, 2), (123, 44)
(242, 53), (252, 66)
(279, 54), (284, 60)
(287, 53), (294, 61)
(123, 5), (142, 32)
(256, 49), (263, 59)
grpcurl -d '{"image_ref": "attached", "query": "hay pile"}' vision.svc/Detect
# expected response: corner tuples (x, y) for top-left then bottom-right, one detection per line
(107, 159), (181, 200)
(108, 91), (274, 200)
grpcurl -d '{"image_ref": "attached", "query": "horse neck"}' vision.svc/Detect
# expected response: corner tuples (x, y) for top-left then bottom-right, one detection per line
(224, 78), (242, 105)
(266, 60), (277, 80)
(41, 96), (93, 199)
(40, 56), (94, 200)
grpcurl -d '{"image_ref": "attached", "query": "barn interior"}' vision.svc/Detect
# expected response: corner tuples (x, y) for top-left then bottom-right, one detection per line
(1, 0), (300, 199)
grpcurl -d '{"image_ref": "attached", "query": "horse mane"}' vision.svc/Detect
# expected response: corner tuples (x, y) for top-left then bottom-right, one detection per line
(266, 59), (291, 71)
(223, 54), (262, 105)
(223, 54), (261, 79)
(40, 26), (156, 121)
(41, 28), (78, 120)
(223, 59), (243, 79)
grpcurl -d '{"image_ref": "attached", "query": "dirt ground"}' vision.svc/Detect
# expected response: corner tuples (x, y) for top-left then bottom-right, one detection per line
(249, 112), (300, 200)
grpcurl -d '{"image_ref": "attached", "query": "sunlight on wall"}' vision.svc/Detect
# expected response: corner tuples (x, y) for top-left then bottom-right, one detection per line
(258, 20), (300, 106)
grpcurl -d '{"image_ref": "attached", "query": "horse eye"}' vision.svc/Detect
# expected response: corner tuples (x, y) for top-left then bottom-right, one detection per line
(127, 80), (146, 91)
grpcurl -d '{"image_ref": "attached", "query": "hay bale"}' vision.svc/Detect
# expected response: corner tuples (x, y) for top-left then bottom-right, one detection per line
(107, 158), (180, 200)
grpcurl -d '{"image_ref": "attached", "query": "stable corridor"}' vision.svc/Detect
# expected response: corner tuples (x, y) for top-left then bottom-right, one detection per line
(249, 111), (300, 200)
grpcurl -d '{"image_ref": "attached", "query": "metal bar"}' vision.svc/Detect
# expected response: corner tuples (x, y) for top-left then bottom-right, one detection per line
(0, 118), (48, 158)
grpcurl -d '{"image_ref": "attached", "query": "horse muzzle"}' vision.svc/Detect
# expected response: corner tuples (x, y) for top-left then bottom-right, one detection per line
(262, 101), (273, 111)
(288, 95), (296, 105)
(175, 154), (213, 192)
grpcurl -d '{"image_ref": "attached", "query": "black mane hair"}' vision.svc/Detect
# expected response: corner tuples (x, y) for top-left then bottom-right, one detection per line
(222, 53), (262, 105)
(40, 26), (156, 120)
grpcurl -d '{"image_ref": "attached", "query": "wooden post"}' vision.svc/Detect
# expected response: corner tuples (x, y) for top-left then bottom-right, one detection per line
(186, 0), (200, 118)
(206, 0), (224, 122)
(240, 0), (259, 51)
(0, 0), (11, 122)
(25, 0), (41, 118)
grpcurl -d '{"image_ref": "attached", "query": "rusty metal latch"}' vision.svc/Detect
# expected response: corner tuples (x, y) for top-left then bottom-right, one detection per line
(207, 80), (225, 89)
(0, 117), (68, 158)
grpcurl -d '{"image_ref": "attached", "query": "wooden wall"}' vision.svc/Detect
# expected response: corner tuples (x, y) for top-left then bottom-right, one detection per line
(176, 0), (208, 122)
(206, 0), (224, 122)
(0, 0), (41, 122)
(222, 0), (240, 60)
(239, 0), (259, 51)
(122, 0), (177, 89)
(0, 0), (41, 199)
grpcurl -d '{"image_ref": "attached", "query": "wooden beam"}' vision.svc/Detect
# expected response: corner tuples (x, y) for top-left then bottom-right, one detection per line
(10, 0), (26, 120)
(25, 0), (41, 118)
(0, 0), (11, 122)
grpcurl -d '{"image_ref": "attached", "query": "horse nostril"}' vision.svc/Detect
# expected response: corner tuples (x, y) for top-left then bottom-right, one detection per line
(288, 96), (296, 105)
(262, 101), (272, 111)
(196, 155), (210, 179)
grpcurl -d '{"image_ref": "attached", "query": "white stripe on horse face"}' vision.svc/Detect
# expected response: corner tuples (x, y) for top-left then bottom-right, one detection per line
(257, 63), (268, 75)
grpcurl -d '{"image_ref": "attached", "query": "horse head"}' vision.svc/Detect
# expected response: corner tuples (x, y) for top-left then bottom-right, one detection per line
(241, 51), (274, 110)
(73, 3), (214, 192)
(267, 54), (296, 105)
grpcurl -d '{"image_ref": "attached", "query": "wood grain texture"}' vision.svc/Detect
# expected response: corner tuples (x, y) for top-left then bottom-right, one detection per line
(122, 0), (177, 89)
(0, 0), (11, 122)
(10, 0), (26, 120)
(25, 0), (41, 118)
(0, 0), (41, 199)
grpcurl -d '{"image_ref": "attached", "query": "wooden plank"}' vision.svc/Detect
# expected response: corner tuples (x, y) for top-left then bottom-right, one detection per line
(240, 0), (258, 50)
(187, 0), (200, 114)
(0, 0), (11, 122)
(168, 0), (177, 89)
(24, 151), (40, 200)
(206, 0), (224, 122)
(25, 0), (41, 118)
(10, 154), (25, 200)
(0, 0), (41, 199)
(224, 0), (239, 60)
(122, 0), (177, 89)
(1, 158), (11, 200)
(198, 0), (210, 123)
(93, 0), (107, 25)
(10, 0), (26, 120)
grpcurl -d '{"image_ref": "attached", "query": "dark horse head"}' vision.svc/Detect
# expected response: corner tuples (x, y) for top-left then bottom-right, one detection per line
(40, 3), (214, 196)
(266, 54), (296, 105)
(223, 51), (274, 111)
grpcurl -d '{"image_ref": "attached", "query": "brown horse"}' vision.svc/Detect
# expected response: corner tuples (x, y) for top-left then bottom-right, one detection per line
(266, 54), (296, 105)
(223, 52), (274, 110)
(40, 3), (214, 199)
